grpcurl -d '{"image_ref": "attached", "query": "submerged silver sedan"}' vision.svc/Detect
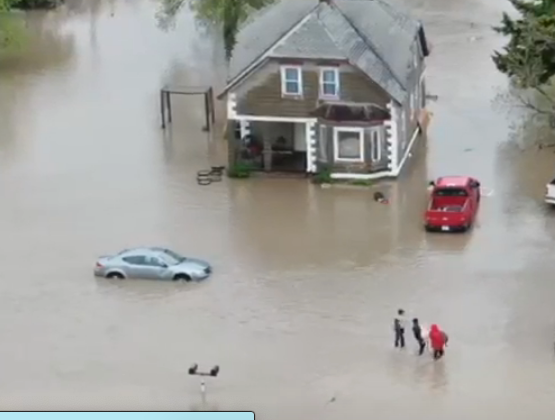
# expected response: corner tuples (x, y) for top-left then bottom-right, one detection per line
(94, 247), (212, 281)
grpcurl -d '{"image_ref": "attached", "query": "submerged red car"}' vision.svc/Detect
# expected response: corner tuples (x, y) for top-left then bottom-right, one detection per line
(424, 176), (481, 232)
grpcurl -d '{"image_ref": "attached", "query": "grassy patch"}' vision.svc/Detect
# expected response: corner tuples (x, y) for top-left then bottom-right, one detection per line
(349, 179), (374, 187)
(227, 162), (255, 179)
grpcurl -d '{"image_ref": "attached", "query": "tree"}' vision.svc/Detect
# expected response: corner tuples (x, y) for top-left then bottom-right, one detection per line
(157, 0), (274, 61)
(0, 0), (24, 51)
(493, 0), (555, 115)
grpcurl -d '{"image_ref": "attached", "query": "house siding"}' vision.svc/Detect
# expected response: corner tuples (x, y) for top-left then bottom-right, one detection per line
(233, 59), (390, 118)
(395, 43), (426, 170)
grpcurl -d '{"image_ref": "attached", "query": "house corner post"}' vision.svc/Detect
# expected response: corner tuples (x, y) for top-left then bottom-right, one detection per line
(227, 93), (237, 119)
(239, 120), (251, 140)
(226, 120), (238, 168)
(305, 121), (317, 173)
(385, 101), (399, 175)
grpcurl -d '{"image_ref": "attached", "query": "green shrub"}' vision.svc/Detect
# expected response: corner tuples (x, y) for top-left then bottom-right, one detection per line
(227, 162), (254, 179)
(312, 166), (333, 184)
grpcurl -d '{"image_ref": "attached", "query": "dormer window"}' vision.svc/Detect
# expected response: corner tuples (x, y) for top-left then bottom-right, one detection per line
(280, 66), (302, 96)
(319, 67), (339, 98)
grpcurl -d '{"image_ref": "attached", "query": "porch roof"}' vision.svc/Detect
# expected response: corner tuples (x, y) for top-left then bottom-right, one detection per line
(310, 101), (390, 123)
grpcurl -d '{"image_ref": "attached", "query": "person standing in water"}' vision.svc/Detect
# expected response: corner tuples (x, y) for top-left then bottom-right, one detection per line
(394, 309), (406, 348)
(412, 318), (426, 355)
(429, 324), (448, 360)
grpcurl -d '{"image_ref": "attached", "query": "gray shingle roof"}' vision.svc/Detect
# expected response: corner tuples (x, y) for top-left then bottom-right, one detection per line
(224, 0), (426, 103)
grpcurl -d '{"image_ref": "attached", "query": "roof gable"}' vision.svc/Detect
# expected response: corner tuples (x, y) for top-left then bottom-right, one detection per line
(221, 0), (428, 103)
(270, 12), (347, 60)
(226, 1), (317, 84)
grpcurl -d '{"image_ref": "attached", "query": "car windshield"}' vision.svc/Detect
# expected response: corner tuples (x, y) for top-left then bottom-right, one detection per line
(434, 188), (468, 197)
(159, 249), (186, 265)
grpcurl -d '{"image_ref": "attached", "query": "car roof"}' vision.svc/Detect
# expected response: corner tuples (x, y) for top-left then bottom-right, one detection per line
(118, 247), (165, 256)
(436, 176), (471, 187)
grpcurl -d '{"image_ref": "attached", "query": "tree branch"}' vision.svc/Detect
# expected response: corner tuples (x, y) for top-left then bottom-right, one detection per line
(514, 90), (555, 115)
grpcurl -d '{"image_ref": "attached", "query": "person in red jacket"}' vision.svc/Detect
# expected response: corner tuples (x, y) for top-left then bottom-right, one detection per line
(429, 324), (449, 360)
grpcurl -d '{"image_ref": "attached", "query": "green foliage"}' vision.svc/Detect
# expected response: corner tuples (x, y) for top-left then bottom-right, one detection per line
(493, 0), (555, 89)
(0, 0), (25, 52)
(227, 161), (255, 178)
(156, 0), (275, 61)
(312, 166), (333, 184)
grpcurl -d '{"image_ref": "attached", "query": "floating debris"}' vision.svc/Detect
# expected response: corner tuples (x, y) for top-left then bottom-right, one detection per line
(374, 191), (389, 204)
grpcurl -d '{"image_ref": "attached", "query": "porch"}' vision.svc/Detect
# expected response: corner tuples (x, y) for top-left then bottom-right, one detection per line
(230, 119), (314, 174)
(226, 101), (394, 178)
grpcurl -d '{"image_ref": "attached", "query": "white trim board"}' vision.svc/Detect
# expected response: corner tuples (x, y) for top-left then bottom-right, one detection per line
(230, 115), (317, 123)
(392, 125), (420, 176)
(331, 171), (392, 180)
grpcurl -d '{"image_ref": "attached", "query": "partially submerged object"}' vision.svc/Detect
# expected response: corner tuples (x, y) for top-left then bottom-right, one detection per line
(424, 176), (481, 232)
(94, 247), (212, 281)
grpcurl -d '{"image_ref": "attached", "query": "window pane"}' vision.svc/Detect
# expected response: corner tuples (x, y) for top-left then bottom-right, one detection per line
(323, 83), (336, 96)
(337, 131), (361, 159)
(123, 256), (146, 265)
(284, 68), (299, 81)
(322, 70), (336, 82)
(434, 188), (468, 197)
(371, 130), (380, 160)
(145, 256), (161, 266)
(285, 81), (299, 94)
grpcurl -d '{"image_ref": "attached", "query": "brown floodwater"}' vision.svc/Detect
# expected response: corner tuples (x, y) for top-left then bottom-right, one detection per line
(1, 0), (555, 417)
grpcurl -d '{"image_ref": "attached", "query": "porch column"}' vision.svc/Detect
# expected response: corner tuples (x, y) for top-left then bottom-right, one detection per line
(263, 136), (272, 172)
(227, 93), (237, 119)
(384, 101), (399, 174)
(305, 121), (317, 173)
(239, 120), (250, 140)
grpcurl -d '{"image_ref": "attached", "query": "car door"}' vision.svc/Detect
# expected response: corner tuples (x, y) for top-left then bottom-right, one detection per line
(143, 255), (171, 280)
(121, 255), (150, 279)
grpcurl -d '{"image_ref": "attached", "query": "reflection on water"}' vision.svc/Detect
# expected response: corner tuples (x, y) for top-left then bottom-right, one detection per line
(2, 0), (555, 417)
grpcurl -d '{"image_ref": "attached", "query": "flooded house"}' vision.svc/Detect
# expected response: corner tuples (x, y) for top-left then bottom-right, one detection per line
(219, 0), (430, 180)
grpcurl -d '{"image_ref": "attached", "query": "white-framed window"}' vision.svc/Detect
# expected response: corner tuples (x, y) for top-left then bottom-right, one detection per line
(280, 65), (302, 96)
(319, 67), (339, 98)
(370, 127), (382, 162)
(333, 127), (364, 162)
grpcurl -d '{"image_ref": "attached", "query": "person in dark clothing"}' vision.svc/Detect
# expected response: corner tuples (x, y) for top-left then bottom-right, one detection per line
(412, 318), (426, 355)
(393, 309), (406, 348)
